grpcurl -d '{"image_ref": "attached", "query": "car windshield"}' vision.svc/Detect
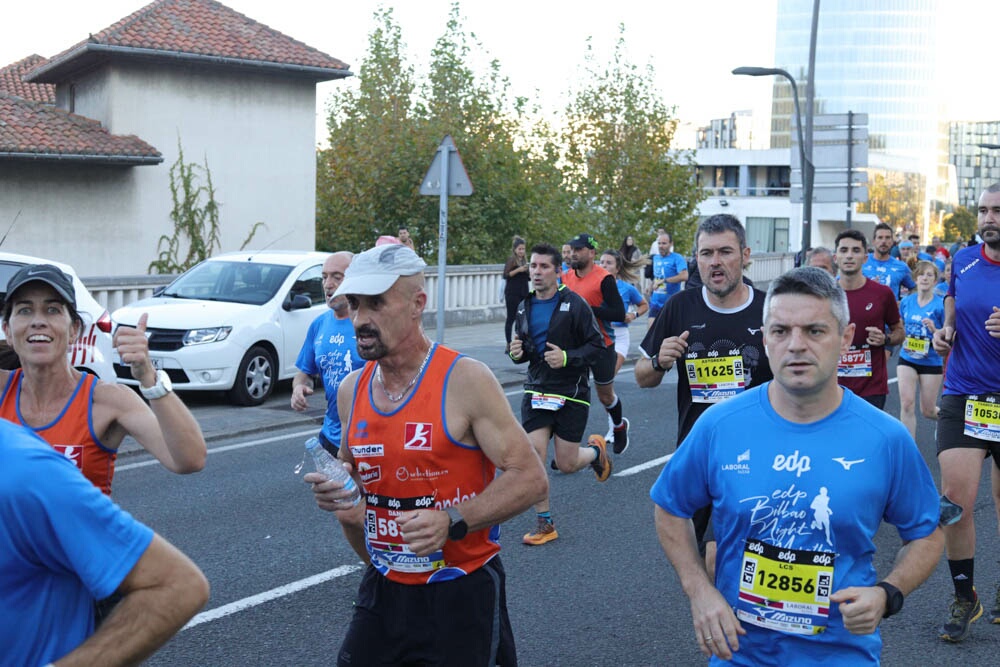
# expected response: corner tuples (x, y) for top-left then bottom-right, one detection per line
(162, 261), (293, 306)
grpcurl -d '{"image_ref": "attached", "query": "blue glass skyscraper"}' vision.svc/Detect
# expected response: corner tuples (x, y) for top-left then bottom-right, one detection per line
(771, 1), (949, 227)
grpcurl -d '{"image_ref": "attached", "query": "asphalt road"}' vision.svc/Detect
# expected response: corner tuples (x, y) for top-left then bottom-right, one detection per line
(114, 363), (1000, 666)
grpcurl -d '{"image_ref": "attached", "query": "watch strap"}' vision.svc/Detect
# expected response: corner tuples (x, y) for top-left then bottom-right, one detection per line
(446, 505), (467, 540)
(650, 354), (665, 372)
(140, 370), (172, 400)
(876, 581), (903, 618)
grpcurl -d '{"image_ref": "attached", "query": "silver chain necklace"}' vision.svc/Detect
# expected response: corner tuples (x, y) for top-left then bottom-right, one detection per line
(375, 343), (433, 402)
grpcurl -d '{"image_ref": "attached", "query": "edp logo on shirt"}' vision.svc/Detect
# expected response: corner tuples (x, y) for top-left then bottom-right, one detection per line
(772, 450), (811, 477)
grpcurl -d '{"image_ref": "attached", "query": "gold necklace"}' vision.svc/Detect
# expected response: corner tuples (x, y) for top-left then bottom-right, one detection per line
(376, 344), (433, 402)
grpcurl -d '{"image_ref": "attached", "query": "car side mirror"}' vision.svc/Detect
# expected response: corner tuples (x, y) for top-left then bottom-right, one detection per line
(152, 286), (166, 297)
(282, 293), (312, 311)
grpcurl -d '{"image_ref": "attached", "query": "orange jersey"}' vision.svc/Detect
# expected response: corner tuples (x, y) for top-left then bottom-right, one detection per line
(346, 344), (500, 585)
(0, 370), (116, 495)
(562, 265), (614, 345)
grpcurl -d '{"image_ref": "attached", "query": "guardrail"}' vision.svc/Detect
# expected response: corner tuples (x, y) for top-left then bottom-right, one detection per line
(82, 252), (796, 325)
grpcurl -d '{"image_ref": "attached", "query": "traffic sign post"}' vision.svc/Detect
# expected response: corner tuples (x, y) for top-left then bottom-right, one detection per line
(420, 135), (473, 343)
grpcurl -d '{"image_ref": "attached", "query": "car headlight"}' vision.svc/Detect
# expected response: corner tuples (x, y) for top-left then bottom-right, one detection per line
(183, 327), (233, 346)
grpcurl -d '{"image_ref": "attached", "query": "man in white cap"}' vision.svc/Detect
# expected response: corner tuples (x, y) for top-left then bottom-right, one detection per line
(305, 243), (548, 666)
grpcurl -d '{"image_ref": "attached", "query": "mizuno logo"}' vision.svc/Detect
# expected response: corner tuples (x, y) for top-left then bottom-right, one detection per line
(833, 457), (865, 470)
(689, 323), (707, 329)
(865, 303), (873, 311)
(747, 328), (761, 335)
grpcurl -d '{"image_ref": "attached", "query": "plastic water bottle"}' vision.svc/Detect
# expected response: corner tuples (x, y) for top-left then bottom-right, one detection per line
(305, 437), (361, 507)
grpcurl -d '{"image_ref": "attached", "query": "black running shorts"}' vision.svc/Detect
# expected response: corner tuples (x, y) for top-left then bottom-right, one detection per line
(521, 394), (589, 444)
(591, 344), (618, 385)
(937, 394), (1000, 469)
(897, 358), (943, 375)
(338, 557), (517, 666)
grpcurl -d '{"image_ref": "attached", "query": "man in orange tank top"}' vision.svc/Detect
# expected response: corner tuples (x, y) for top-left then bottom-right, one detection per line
(562, 233), (631, 454)
(305, 244), (548, 667)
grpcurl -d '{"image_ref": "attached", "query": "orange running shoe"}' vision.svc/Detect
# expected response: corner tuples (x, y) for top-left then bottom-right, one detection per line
(589, 434), (612, 482)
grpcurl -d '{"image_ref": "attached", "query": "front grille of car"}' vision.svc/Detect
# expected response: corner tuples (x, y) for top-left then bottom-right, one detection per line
(145, 327), (188, 352)
(114, 364), (189, 384)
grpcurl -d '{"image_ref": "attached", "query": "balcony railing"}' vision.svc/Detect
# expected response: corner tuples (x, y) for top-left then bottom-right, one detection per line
(702, 186), (790, 197)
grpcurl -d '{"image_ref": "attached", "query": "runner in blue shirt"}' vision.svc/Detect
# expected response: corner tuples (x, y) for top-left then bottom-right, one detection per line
(599, 249), (648, 374)
(932, 182), (1000, 641)
(897, 260), (945, 441)
(651, 267), (941, 666)
(863, 223), (915, 299)
(934, 258), (951, 298)
(291, 252), (364, 455)
(599, 249), (648, 444)
(1, 419), (207, 665)
(644, 231), (688, 323)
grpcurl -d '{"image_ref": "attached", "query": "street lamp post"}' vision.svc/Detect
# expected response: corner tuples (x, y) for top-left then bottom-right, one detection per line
(733, 66), (815, 256)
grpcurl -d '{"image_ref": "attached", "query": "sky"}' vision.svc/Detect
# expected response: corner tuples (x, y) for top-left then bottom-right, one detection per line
(0, 0), (994, 145)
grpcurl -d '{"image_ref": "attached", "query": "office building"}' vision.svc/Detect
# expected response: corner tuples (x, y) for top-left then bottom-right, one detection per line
(949, 121), (1000, 211)
(771, 1), (950, 235)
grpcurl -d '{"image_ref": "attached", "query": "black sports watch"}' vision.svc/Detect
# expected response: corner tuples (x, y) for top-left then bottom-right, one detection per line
(650, 354), (666, 372)
(876, 581), (903, 618)
(446, 506), (468, 541)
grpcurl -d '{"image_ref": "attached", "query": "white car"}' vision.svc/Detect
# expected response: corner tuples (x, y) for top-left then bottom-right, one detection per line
(0, 252), (116, 382)
(111, 250), (331, 406)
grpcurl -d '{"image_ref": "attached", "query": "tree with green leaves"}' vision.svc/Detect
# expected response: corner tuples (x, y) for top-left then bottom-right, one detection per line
(943, 206), (977, 243)
(558, 26), (703, 255)
(317, 6), (698, 263)
(416, 6), (575, 263)
(317, 5), (572, 263)
(316, 7), (426, 256)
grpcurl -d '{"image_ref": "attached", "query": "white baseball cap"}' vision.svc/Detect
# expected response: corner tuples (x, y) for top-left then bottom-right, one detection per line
(334, 244), (427, 297)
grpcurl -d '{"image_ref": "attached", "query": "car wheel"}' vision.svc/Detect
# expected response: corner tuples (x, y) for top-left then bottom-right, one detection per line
(228, 345), (275, 406)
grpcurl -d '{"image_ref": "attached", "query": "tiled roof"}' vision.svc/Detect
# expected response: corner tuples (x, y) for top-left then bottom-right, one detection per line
(0, 93), (161, 163)
(28, 0), (351, 83)
(0, 55), (55, 104)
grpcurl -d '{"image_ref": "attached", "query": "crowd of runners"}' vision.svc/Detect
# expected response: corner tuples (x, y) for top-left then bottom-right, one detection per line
(6, 183), (999, 665)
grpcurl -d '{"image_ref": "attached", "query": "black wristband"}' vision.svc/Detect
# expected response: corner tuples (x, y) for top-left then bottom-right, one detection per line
(650, 355), (665, 372)
(876, 581), (904, 618)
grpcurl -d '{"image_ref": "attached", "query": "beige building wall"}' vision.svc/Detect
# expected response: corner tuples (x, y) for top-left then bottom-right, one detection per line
(0, 60), (318, 277)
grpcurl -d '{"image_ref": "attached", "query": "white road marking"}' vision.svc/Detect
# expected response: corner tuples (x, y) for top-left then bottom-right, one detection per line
(182, 563), (364, 630)
(115, 429), (317, 471)
(614, 454), (673, 477)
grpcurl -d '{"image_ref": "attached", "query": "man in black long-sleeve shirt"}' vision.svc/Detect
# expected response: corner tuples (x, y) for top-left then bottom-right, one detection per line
(562, 233), (631, 454)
